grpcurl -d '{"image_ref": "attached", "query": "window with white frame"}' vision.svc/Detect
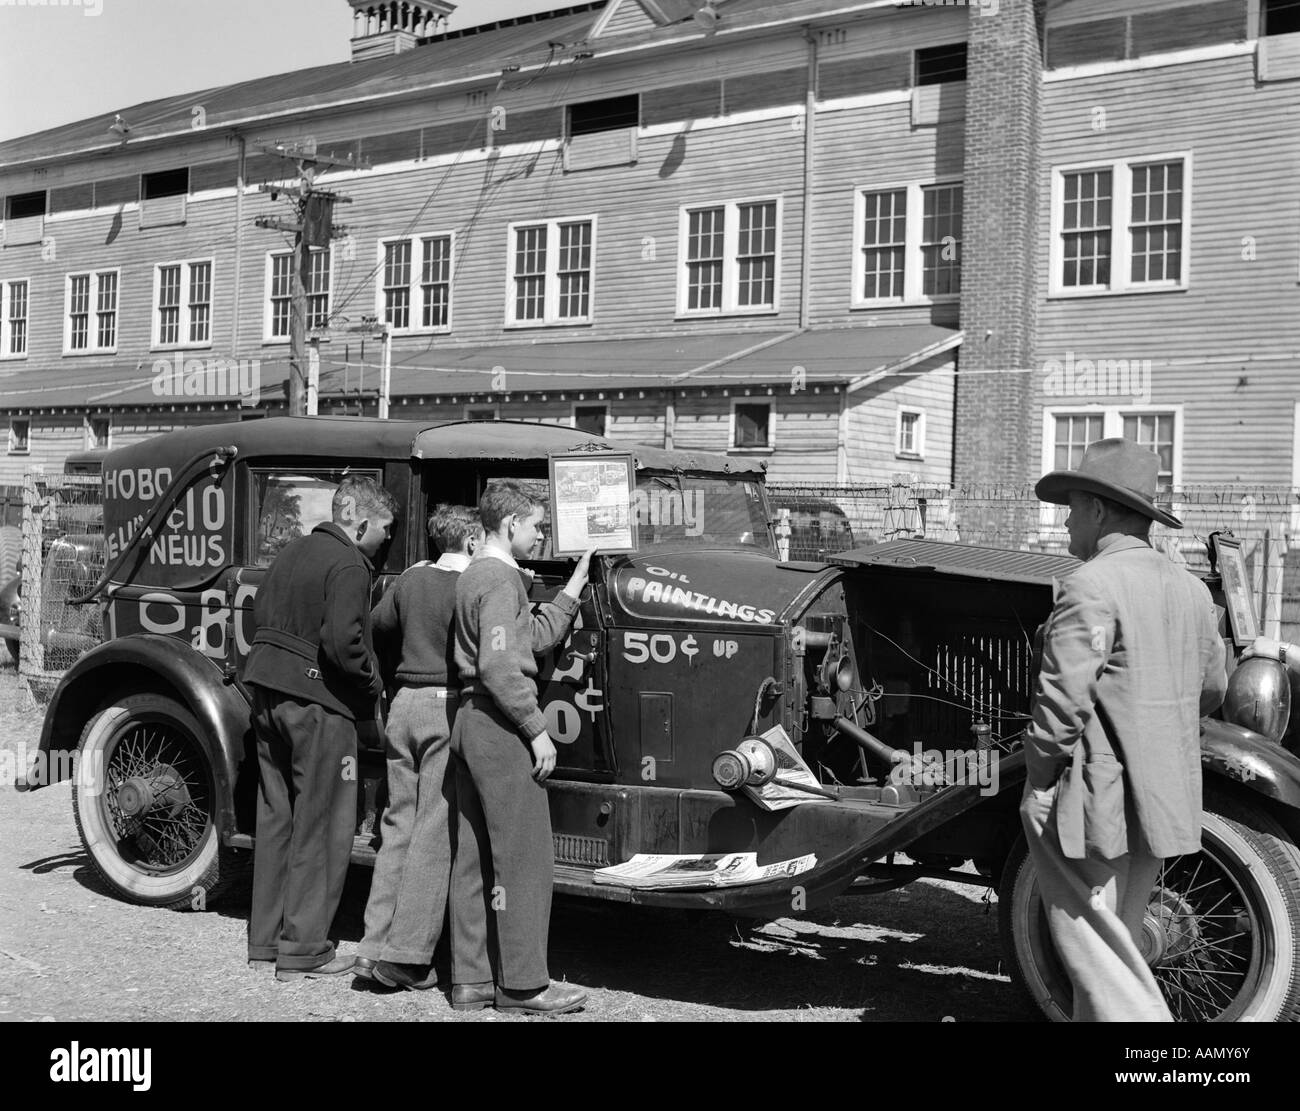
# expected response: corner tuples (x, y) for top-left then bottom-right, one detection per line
(66, 270), (118, 353)
(680, 199), (780, 315)
(1045, 408), (1180, 491)
(1052, 157), (1188, 295)
(1, 279), (28, 358)
(855, 183), (962, 305)
(380, 234), (452, 332)
(266, 249), (331, 340)
(8, 418), (29, 455)
(154, 259), (212, 348)
(86, 415), (111, 450)
(507, 218), (593, 326)
(896, 408), (925, 458)
(732, 400), (774, 451)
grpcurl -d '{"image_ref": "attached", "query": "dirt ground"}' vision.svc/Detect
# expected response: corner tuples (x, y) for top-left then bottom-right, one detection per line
(0, 663), (1036, 1023)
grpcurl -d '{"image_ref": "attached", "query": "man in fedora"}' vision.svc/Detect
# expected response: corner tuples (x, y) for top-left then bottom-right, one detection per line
(1026, 438), (1227, 1021)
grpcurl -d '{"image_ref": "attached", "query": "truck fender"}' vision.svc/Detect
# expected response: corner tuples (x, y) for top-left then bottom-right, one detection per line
(1200, 717), (1300, 812)
(33, 635), (253, 837)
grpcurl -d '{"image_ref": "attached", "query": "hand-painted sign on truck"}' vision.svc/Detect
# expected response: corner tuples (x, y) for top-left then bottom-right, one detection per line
(103, 464), (234, 588)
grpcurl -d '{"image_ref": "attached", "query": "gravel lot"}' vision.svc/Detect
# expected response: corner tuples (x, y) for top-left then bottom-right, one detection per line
(0, 664), (1036, 1023)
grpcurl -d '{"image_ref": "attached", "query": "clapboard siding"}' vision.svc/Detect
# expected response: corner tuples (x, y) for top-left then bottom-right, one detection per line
(808, 100), (964, 327)
(1035, 49), (1300, 485)
(1045, 0), (1247, 25)
(842, 351), (955, 484)
(1046, 0), (1248, 68)
(0, 409), (219, 485)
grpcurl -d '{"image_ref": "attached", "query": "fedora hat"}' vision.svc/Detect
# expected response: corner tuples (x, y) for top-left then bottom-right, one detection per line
(1035, 438), (1182, 528)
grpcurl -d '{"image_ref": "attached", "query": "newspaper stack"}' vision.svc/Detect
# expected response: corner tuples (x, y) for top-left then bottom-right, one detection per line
(593, 851), (816, 890)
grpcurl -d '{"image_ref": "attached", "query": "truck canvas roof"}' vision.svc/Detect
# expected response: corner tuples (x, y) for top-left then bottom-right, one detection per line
(100, 416), (764, 476)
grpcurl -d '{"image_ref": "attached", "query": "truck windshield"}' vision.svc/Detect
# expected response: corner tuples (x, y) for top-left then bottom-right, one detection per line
(634, 473), (774, 552)
(481, 472), (775, 558)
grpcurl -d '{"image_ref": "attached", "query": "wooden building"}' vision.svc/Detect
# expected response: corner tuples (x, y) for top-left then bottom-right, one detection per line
(5, 0), (1293, 495)
(0, 0), (967, 485)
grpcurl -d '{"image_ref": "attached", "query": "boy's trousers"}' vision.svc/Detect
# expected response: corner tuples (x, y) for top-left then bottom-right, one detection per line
(448, 694), (553, 991)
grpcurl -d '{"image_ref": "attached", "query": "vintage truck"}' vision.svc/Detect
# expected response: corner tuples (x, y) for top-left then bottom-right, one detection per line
(21, 416), (1300, 1022)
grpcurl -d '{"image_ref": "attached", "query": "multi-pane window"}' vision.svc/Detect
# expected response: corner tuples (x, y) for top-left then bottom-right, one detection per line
(733, 402), (772, 450)
(897, 409), (925, 457)
(1, 280), (27, 358)
(1048, 410), (1179, 491)
(921, 184), (963, 296)
(66, 270), (118, 352)
(680, 199), (779, 315)
(1054, 158), (1187, 294)
(380, 235), (453, 332)
(383, 239), (412, 329)
(155, 260), (212, 347)
(267, 249), (331, 339)
(1053, 413), (1105, 471)
(507, 218), (594, 326)
(686, 207), (725, 310)
(1129, 162), (1183, 284)
(1061, 170), (1112, 288)
(860, 190), (906, 300)
(1123, 412), (1176, 490)
(855, 184), (962, 304)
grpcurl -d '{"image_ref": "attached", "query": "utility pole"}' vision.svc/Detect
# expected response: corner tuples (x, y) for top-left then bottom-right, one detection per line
(252, 140), (366, 415)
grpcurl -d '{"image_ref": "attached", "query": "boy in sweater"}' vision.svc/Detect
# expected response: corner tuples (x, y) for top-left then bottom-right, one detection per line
(355, 504), (481, 990)
(448, 480), (594, 1015)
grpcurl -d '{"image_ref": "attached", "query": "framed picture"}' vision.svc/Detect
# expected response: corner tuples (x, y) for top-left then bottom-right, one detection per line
(547, 450), (637, 557)
(1211, 533), (1259, 647)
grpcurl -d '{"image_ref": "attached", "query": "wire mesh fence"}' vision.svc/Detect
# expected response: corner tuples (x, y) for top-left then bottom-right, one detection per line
(18, 470), (106, 680)
(769, 479), (1300, 642)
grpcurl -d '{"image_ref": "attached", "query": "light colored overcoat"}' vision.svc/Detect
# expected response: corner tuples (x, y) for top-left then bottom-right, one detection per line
(1024, 534), (1227, 860)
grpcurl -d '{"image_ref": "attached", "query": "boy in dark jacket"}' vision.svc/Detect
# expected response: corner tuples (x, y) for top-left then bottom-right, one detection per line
(448, 480), (594, 1014)
(357, 504), (481, 990)
(243, 474), (397, 980)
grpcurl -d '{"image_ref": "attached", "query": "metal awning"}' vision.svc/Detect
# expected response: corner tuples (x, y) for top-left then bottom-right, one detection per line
(830, 538), (1080, 586)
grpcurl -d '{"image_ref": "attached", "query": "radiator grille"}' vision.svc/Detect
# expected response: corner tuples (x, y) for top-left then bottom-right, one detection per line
(554, 833), (611, 867)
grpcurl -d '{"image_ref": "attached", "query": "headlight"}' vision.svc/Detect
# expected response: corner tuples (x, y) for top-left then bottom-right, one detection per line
(712, 737), (777, 790)
(835, 656), (855, 692)
(1223, 657), (1291, 744)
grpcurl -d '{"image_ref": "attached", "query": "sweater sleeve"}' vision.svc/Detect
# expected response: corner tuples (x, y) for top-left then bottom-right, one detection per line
(530, 589), (580, 653)
(475, 571), (548, 741)
(321, 561), (383, 706)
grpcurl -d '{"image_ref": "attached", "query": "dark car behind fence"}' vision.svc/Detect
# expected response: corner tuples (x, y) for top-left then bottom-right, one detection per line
(7, 471), (105, 680)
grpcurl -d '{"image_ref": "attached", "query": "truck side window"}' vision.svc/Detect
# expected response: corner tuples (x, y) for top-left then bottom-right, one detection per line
(251, 469), (378, 567)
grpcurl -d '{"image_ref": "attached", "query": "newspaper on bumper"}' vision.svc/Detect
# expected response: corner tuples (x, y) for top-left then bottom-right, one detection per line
(594, 852), (817, 890)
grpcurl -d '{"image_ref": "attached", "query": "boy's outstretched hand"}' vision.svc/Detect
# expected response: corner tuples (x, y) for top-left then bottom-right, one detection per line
(563, 548), (599, 601)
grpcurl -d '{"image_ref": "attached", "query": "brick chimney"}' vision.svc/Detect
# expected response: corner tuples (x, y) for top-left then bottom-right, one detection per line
(955, 0), (1045, 490)
(348, 1), (456, 61)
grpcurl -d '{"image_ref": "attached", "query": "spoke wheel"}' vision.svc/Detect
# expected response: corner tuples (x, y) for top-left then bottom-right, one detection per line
(72, 693), (248, 910)
(998, 790), (1300, 1022)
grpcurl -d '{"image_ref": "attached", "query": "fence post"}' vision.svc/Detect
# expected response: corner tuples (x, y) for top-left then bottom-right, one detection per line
(19, 468), (47, 676)
(1264, 528), (1284, 640)
(884, 472), (918, 539)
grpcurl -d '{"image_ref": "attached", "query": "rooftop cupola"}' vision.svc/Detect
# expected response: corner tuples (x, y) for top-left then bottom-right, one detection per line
(348, 1), (456, 61)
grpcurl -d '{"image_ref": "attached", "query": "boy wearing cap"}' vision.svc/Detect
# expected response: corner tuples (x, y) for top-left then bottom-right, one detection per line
(1025, 438), (1227, 1021)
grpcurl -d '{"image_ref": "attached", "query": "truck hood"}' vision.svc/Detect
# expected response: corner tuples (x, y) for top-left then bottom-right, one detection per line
(607, 549), (830, 627)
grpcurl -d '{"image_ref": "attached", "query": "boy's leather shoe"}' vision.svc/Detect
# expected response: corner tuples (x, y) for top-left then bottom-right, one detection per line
(494, 982), (587, 1015)
(450, 982), (495, 1011)
(352, 956), (377, 981)
(373, 961), (437, 990)
(275, 955), (356, 981)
